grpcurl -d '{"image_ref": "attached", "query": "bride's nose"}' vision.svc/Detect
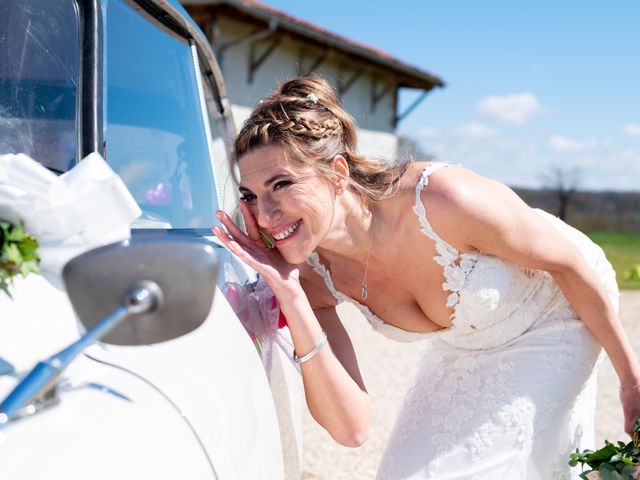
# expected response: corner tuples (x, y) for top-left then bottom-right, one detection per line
(257, 196), (282, 227)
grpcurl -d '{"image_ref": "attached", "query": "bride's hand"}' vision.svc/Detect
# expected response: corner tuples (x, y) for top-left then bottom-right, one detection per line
(620, 384), (640, 437)
(212, 202), (301, 300)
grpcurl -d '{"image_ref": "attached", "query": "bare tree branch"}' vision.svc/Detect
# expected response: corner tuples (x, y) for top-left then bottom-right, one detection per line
(539, 166), (582, 221)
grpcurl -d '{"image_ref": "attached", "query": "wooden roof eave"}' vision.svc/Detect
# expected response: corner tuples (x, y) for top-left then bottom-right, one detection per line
(183, 0), (445, 92)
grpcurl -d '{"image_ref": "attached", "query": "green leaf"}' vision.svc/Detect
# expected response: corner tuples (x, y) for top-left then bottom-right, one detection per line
(0, 278), (13, 298)
(570, 450), (591, 466)
(0, 221), (10, 239)
(18, 235), (39, 262)
(588, 444), (621, 462)
(5, 222), (24, 241)
(4, 243), (22, 264)
(0, 219), (42, 299)
(20, 259), (40, 276)
(599, 464), (623, 480)
(620, 464), (637, 475)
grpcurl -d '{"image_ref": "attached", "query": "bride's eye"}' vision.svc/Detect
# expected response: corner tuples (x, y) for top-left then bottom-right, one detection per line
(240, 193), (256, 203)
(273, 180), (292, 191)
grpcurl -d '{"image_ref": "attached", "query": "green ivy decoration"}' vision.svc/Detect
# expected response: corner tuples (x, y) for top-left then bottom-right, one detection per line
(0, 220), (41, 298)
(569, 419), (640, 479)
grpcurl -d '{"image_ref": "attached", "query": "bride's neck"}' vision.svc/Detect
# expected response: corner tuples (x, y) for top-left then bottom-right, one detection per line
(317, 190), (375, 264)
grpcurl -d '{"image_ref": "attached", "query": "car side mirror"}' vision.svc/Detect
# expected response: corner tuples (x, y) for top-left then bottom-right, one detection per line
(64, 236), (219, 345)
(0, 237), (218, 427)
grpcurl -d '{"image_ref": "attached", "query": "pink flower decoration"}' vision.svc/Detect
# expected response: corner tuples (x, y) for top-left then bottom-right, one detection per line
(277, 310), (287, 329)
(144, 182), (173, 205)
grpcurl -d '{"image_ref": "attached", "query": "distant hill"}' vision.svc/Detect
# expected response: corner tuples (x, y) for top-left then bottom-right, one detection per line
(512, 187), (640, 234)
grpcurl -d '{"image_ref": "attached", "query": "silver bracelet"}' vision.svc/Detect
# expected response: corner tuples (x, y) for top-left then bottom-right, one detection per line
(619, 383), (640, 392)
(293, 331), (328, 364)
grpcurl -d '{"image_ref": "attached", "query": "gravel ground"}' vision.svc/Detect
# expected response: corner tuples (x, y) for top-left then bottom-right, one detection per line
(301, 291), (640, 480)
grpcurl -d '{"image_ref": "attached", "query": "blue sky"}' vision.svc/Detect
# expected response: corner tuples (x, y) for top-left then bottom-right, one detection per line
(266, 1), (640, 191)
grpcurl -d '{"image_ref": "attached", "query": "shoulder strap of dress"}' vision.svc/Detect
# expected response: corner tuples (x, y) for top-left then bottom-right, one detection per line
(412, 163), (450, 244)
(412, 163), (481, 317)
(412, 163), (461, 267)
(306, 251), (342, 303)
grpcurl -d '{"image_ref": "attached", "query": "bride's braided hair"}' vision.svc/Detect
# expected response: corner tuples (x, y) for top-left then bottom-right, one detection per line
(233, 76), (407, 202)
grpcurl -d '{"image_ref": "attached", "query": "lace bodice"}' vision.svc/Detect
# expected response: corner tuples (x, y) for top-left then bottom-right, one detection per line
(307, 162), (582, 348)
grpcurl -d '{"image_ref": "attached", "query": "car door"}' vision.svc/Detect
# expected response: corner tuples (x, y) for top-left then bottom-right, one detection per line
(0, 1), (286, 479)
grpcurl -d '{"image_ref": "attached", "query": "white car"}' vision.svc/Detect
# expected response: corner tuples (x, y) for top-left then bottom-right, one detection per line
(0, 1), (302, 479)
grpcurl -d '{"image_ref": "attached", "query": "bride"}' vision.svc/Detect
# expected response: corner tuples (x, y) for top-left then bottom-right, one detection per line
(213, 75), (640, 478)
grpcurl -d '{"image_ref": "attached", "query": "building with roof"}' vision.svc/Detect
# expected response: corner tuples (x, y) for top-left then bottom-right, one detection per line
(181, 0), (443, 161)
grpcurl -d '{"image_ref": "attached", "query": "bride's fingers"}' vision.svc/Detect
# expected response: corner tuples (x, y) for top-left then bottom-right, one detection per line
(239, 201), (262, 241)
(215, 210), (253, 245)
(212, 226), (260, 266)
(211, 225), (232, 246)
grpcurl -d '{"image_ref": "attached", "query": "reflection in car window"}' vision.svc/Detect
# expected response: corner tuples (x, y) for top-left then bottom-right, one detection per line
(0, 0), (79, 173)
(106, 0), (218, 229)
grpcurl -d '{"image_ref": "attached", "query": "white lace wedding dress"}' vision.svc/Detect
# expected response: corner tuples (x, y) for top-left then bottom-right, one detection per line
(307, 163), (619, 479)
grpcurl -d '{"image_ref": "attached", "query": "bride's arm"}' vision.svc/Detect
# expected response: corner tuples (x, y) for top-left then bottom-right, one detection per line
(287, 269), (372, 447)
(213, 206), (371, 447)
(424, 166), (640, 436)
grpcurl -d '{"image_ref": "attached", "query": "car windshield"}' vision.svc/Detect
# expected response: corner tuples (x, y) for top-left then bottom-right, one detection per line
(0, 0), (80, 173)
(106, 0), (219, 230)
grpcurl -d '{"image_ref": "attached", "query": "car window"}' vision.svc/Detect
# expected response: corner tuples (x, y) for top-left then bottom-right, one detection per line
(106, 0), (219, 229)
(0, 0), (80, 173)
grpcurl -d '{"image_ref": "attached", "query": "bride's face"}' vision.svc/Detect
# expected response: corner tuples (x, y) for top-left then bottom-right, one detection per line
(238, 144), (338, 264)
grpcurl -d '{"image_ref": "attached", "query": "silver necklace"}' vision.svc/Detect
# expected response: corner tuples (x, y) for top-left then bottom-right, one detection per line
(360, 215), (374, 300)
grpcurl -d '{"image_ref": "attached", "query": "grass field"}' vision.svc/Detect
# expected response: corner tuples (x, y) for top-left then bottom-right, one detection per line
(586, 232), (640, 290)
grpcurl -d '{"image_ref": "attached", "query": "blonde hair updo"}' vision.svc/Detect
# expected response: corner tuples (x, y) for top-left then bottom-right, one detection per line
(233, 75), (407, 202)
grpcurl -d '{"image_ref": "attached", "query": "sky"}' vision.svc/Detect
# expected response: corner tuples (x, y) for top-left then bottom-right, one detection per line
(265, 0), (640, 191)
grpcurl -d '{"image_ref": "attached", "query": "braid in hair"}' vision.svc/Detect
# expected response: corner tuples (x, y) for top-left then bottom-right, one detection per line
(234, 75), (407, 202)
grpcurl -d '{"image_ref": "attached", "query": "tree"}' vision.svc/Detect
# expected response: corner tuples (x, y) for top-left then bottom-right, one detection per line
(540, 166), (582, 221)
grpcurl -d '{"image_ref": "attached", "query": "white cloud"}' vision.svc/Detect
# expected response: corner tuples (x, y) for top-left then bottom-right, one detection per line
(623, 124), (640, 136)
(477, 93), (544, 124)
(455, 122), (498, 139)
(548, 135), (598, 152)
(413, 129), (639, 191)
(417, 127), (439, 138)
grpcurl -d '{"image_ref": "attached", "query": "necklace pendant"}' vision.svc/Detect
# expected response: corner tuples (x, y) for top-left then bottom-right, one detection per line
(360, 281), (368, 300)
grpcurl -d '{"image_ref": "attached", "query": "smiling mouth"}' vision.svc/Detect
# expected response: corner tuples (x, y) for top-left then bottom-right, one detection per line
(272, 219), (302, 241)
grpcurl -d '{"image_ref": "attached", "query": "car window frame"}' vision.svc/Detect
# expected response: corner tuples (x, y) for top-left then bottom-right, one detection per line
(97, 0), (236, 235)
(78, 0), (104, 163)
